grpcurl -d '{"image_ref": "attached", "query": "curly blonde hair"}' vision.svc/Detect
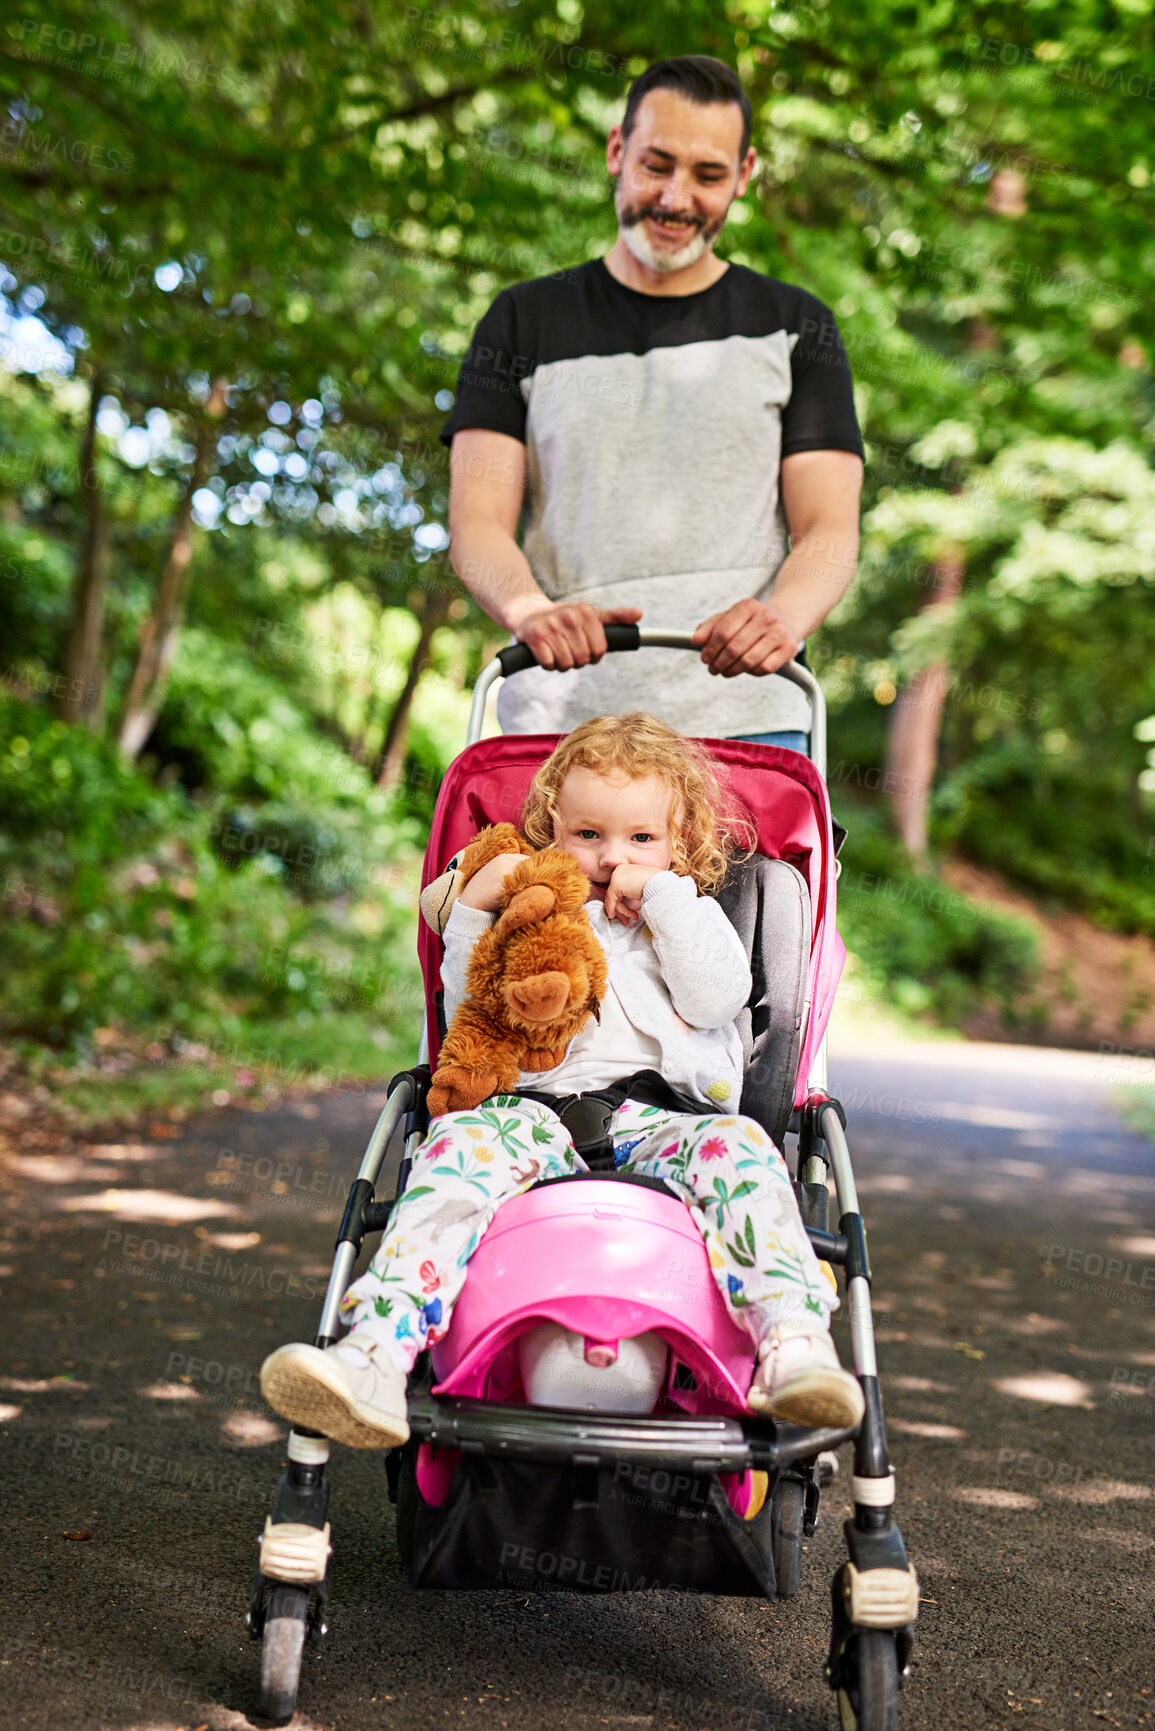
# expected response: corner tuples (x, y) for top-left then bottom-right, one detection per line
(520, 714), (756, 896)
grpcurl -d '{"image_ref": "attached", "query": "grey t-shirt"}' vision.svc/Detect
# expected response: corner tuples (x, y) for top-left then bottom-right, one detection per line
(440, 259), (862, 738)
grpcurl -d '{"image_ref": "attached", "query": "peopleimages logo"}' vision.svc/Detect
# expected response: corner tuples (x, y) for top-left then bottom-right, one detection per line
(99, 1229), (323, 1300)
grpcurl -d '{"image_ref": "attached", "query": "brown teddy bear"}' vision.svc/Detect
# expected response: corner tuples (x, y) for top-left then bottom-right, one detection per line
(422, 824), (608, 1117)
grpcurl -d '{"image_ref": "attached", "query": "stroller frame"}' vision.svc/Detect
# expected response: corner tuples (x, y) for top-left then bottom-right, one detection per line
(246, 630), (918, 1729)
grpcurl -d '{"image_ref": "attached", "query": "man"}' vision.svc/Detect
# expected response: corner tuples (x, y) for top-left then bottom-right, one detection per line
(440, 55), (864, 749)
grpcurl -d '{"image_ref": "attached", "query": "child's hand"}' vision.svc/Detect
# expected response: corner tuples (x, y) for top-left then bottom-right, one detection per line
(458, 852), (531, 913)
(604, 864), (660, 925)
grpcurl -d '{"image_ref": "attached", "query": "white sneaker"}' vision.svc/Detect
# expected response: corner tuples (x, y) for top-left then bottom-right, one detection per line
(260, 1338), (410, 1449)
(747, 1323), (865, 1430)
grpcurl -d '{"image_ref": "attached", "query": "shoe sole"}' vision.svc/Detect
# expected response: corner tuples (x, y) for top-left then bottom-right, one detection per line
(749, 1371), (865, 1431)
(260, 1350), (409, 1450)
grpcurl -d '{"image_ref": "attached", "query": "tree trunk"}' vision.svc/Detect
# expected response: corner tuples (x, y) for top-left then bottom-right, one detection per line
(884, 549), (965, 863)
(58, 371), (109, 728)
(118, 385), (225, 760)
(373, 591), (451, 790)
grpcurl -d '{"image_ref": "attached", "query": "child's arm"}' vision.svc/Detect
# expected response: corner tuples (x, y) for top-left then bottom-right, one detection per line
(439, 850), (526, 1022)
(440, 900), (496, 1026)
(640, 872), (753, 1029)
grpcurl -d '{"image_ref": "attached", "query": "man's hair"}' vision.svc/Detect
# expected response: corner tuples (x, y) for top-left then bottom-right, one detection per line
(521, 712), (756, 896)
(621, 56), (752, 162)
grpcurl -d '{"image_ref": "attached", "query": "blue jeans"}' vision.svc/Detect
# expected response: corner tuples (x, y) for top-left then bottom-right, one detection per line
(736, 729), (809, 756)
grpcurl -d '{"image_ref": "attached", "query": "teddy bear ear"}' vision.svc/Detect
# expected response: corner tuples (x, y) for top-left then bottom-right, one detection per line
(419, 864), (465, 936)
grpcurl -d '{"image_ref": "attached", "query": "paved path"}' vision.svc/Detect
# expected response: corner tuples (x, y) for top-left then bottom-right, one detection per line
(2, 1039), (1153, 1730)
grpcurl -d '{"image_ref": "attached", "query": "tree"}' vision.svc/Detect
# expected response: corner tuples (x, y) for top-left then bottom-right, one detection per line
(118, 381), (227, 757)
(57, 371), (108, 727)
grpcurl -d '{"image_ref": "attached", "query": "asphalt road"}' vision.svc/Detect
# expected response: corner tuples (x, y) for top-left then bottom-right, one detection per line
(2, 1036), (1153, 1731)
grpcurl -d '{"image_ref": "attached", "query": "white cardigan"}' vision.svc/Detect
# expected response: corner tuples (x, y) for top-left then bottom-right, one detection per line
(440, 870), (752, 1109)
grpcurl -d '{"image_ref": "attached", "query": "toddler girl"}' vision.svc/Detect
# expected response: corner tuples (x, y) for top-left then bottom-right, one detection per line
(261, 714), (863, 1446)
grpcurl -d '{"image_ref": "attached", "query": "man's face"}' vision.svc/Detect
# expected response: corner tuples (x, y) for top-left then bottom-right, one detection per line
(607, 89), (756, 276)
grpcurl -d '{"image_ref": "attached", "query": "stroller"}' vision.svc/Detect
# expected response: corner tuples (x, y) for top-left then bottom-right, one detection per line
(245, 629), (919, 1728)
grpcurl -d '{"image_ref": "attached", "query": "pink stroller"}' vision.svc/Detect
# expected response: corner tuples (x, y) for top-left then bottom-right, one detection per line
(246, 630), (919, 1729)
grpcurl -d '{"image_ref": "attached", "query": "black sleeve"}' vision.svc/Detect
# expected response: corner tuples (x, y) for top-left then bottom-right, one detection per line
(438, 288), (533, 448)
(780, 294), (864, 460)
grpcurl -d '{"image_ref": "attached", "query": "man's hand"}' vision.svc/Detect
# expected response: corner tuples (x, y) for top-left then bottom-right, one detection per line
(458, 853), (532, 913)
(604, 864), (661, 925)
(511, 601), (643, 671)
(691, 599), (804, 679)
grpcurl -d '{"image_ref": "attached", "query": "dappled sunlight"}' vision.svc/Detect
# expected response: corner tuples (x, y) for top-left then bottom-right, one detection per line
(992, 1371), (1094, 1406)
(888, 1419), (966, 1440)
(876, 1329), (954, 1349)
(6, 1155), (124, 1183)
(0, 1375), (91, 1393)
(0, 1404), (23, 1422)
(1048, 1479), (1153, 1505)
(56, 1188), (240, 1224)
(1112, 1234), (1155, 1257)
(993, 1158), (1048, 1179)
(936, 1103), (1059, 1130)
(85, 1144), (162, 1162)
(857, 1173), (913, 1192)
(1007, 1314), (1068, 1336)
(195, 1229), (262, 1250)
(953, 1487), (1039, 1510)
(222, 1411), (285, 1447)
(138, 1382), (201, 1401)
(884, 1375), (955, 1393)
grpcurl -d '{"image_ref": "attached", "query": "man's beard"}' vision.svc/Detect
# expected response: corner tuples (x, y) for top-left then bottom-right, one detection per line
(613, 176), (728, 275)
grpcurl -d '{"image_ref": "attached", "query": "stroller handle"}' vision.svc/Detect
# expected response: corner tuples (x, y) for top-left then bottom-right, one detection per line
(495, 623), (643, 678)
(469, 627), (827, 775)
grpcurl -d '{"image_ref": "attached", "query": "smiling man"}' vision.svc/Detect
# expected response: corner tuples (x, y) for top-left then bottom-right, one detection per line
(441, 55), (864, 748)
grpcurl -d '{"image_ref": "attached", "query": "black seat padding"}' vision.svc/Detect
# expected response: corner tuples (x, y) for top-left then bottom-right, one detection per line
(716, 854), (812, 1150)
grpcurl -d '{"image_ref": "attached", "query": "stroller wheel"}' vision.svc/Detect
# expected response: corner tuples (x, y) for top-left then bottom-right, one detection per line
(837, 1630), (899, 1731)
(770, 1475), (806, 1598)
(258, 1585), (308, 1724)
(395, 1446), (419, 1574)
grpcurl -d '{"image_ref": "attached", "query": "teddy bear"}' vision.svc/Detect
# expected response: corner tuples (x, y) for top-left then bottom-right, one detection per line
(421, 823), (608, 1117)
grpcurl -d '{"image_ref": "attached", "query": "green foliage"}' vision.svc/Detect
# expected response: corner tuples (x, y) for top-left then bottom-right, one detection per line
(1113, 1087), (1155, 1147)
(828, 434), (1155, 933)
(0, 690), (420, 1049)
(837, 799), (1041, 1026)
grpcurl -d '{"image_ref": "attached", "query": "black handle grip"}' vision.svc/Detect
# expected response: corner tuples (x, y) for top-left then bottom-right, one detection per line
(496, 623), (641, 679)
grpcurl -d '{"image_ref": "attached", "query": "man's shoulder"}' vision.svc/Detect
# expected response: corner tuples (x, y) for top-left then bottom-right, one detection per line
(498, 259), (601, 306)
(720, 262), (836, 331)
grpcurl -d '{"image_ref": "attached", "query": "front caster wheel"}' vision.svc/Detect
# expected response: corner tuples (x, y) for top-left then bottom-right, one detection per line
(395, 1446), (418, 1575)
(258, 1585), (308, 1723)
(837, 1630), (899, 1731)
(770, 1475), (805, 1598)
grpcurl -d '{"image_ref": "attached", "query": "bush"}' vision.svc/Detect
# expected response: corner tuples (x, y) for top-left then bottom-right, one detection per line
(837, 799), (1042, 1025)
(0, 691), (419, 1047)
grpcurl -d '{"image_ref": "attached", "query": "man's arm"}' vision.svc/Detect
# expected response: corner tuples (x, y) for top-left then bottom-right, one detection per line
(447, 427), (641, 670)
(691, 448), (863, 677)
(446, 429), (537, 627)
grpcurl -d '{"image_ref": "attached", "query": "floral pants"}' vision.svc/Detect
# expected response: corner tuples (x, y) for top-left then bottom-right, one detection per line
(340, 1095), (837, 1373)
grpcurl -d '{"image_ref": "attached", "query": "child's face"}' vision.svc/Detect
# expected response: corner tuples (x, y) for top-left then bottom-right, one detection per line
(553, 767), (675, 902)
